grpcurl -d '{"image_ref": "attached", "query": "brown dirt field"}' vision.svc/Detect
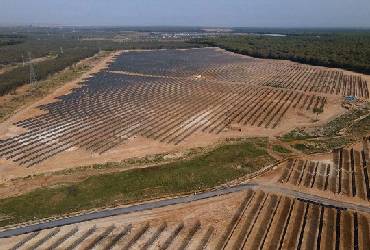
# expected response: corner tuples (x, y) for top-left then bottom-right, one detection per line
(0, 142), (199, 199)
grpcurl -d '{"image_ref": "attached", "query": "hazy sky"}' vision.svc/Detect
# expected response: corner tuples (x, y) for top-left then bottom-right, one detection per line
(1, 0), (370, 27)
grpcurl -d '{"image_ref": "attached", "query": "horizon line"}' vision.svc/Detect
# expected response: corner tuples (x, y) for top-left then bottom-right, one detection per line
(1, 24), (370, 30)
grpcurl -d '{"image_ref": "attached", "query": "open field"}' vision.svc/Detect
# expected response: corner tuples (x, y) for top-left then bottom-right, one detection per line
(1, 47), (367, 174)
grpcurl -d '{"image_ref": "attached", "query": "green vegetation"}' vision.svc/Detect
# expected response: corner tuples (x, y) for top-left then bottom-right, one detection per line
(281, 129), (313, 142)
(292, 137), (353, 154)
(0, 138), (274, 226)
(282, 104), (370, 142)
(0, 48), (98, 95)
(272, 145), (292, 154)
(52, 148), (204, 178)
(282, 104), (370, 154)
(196, 32), (370, 74)
(320, 104), (370, 137)
(346, 112), (370, 138)
(0, 34), (25, 47)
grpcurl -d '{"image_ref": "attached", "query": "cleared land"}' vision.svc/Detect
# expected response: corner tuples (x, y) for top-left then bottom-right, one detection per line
(1, 48), (367, 174)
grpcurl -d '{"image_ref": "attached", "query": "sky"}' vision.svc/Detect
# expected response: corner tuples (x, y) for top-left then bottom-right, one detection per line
(0, 0), (370, 28)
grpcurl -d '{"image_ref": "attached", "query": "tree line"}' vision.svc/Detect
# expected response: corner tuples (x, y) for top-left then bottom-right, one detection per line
(195, 32), (370, 75)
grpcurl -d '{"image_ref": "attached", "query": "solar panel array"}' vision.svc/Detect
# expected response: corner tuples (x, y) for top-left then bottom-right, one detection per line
(0, 48), (368, 167)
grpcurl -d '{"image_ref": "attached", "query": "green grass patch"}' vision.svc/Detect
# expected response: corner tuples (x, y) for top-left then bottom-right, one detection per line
(0, 137), (274, 227)
(272, 145), (292, 154)
(281, 129), (313, 142)
(345, 113), (370, 138)
(292, 137), (353, 154)
(283, 105), (370, 155)
(320, 105), (370, 137)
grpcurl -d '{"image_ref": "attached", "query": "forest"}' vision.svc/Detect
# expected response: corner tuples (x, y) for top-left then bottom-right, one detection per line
(196, 32), (370, 74)
(0, 34), (25, 47)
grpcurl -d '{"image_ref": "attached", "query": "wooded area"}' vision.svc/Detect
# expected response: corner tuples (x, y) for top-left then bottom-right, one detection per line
(196, 32), (370, 74)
